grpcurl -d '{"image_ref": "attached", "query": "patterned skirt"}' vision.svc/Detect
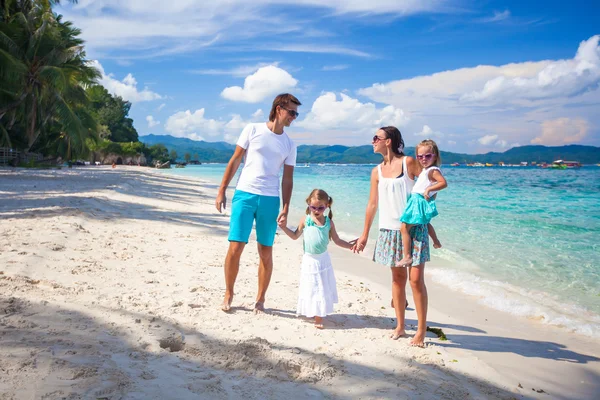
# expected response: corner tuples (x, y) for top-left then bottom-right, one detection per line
(373, 225), (430, 268)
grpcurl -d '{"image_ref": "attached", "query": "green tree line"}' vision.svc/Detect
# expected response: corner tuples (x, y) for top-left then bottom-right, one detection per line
(0, 0), (168, 164)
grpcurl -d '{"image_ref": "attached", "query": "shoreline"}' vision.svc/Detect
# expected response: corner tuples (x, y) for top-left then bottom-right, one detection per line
(1, 166), (599, 399)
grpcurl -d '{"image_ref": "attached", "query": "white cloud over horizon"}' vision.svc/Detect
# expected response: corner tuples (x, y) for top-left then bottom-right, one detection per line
(221, 65), (298, 103)
(359, 35), (600, 150)
(146, 115), (160, 128)
(532, 117), (589, 145)
(90, 61), (162, 103)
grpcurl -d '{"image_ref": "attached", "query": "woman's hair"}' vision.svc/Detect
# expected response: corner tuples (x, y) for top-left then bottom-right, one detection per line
(379, 126), (405, 156)
(306, 189), (334, 238)
(269, 93), (302, 122)
(416, 139), (442, 166)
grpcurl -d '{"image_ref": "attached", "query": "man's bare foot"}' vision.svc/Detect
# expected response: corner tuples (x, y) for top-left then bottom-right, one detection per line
(390, 328), (406, 340)
(396, 255), (412, 267)
(410, 330), (426, 347)
(314, 316), (324, 329)
(433, 240), (442, 249)
(253, 301), (266, 314)
(390, 299), (409, 309)
(221, 293), (233, 312)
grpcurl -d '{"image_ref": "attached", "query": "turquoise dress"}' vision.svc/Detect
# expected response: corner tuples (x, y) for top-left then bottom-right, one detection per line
(297, 216), (338, 317)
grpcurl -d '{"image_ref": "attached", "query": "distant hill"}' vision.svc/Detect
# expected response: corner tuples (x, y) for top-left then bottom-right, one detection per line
(140, 135), (600, 164)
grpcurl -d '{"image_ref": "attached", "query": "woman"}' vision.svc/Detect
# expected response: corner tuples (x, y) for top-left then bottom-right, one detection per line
(353, 126), (430, 347)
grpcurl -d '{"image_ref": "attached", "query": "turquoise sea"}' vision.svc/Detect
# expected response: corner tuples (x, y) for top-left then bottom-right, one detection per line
(160, 164), (600, 337)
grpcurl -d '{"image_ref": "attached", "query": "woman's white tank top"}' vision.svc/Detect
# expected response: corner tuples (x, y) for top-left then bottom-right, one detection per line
(378, 156), (414, 230)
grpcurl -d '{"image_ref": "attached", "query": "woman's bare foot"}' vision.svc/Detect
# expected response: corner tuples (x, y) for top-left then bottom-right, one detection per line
(253, 301), (266, 314)
(433, 240), (442, 249)
(314, 316), (324, 329)
(410, 330), (426, 347)
(221, 292), (233, 312)
(396, 254), (412, 267)
(390, 328), (406, 340)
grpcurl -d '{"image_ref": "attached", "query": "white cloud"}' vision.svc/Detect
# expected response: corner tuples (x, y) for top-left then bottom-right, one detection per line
(298, 92), (409, 131)
(270, 45), (371, 58)
(190, 63), (279, 77)
(478, 134), (498, 145)
(58, 1), (450, 59)
(221, 65), (298, 103)
(164, 108), (258, 142)
(322, 65), (350, 71)
(531, 118), (589, 145)
(146, 115), (160, 128)
(460, 36), (600, 104)
(478, 10), (511, 23)
(358, 35), (600, 151)
(90, 60), (162, 103)
(157, 103), (166, 111)
(415, 125), (443, 138)
(252, 109), (264, 119)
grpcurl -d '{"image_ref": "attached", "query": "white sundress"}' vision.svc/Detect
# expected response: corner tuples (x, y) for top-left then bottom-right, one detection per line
(296, 216), (338, 318)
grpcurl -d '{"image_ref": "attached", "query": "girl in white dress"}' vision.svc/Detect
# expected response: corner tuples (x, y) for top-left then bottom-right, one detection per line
(278, 189), (354, 329)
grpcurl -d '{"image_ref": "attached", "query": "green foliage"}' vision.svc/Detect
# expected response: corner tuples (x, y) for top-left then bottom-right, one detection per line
(184, 152), (191, 162)
(0, 0), (100, 159)
(169, 149), (177, 162)
(86, 84), (138, 143)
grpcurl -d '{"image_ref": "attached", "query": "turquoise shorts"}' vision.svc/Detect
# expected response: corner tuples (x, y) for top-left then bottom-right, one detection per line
(228, 190), (280, 246)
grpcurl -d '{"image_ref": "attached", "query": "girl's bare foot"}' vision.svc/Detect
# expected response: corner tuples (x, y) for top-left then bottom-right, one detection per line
(253, 301), (266, 314)
(314, 316), (324, 329)
(390, 328), (406, 340)
(433, 240), (442, 249)
(410, 330), (426, 347)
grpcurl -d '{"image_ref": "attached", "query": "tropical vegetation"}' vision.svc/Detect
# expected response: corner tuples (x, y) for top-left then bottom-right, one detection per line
(0, 0), (166, 165)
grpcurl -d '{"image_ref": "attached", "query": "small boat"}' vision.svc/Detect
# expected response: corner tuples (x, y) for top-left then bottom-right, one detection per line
(485, 163), (493, 167)
(551, 160), (581, 169)
(451, 162), (460, 167)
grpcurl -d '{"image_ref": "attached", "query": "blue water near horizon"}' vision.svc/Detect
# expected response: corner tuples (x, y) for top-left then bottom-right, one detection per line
(159, 163), (600, 337)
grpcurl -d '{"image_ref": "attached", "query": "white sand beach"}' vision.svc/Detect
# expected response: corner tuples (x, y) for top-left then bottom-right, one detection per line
(1, 167), (599, 399)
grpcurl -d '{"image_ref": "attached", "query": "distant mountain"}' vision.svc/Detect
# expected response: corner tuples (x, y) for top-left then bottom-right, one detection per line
(140, 135), (600, 164)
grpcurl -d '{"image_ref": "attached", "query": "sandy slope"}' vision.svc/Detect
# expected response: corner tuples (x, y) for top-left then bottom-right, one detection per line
(0, 167), (598, 399)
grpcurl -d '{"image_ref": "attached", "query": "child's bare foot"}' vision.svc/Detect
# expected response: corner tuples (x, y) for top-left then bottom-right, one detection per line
(410, 330), (426, 347)
(396, 255), (412, 267)
(390, 328), (406, 340)
(433, 240), (442, 249)
(314, 316), (324, 329)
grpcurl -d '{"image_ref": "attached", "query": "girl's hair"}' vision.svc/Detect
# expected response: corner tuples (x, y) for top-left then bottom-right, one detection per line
(416, 139), (442, 166)
(306, 189), (333, 239)
(379, 126), (405, 156)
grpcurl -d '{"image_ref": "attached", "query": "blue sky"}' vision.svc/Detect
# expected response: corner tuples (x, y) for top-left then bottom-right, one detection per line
(57, 0), (600, 153)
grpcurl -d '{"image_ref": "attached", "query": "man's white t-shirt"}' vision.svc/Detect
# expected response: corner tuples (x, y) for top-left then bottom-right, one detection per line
(235, 122), (297, 197)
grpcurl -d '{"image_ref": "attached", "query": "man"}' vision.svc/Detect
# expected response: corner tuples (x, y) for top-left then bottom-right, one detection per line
(216, 93), (301, 313)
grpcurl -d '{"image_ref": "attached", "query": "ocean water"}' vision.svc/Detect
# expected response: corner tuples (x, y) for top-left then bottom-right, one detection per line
(160, 164), (600, 337)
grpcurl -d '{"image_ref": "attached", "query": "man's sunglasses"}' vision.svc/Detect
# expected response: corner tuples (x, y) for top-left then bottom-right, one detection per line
(281, 107), (299, 118)
(417, 153), (435, 160)
(372, 135), (387, 142)
(309, 205), (326, 212)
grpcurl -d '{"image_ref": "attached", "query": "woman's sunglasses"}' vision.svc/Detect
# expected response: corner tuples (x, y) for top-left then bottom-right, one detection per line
(281, 107), (299, 118)
(416, 153), (435, 160)
(372, 135), (387, 143)
(309, 205), (326, 212)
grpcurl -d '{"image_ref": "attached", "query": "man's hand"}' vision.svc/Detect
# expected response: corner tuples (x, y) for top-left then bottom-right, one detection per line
(352, 236), (368, 253)
(216, 191), (226, 213)
(277, 211), (288, 228)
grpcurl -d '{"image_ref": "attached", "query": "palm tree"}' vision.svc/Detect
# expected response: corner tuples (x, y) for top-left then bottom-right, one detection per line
(0, 1), (99, 156)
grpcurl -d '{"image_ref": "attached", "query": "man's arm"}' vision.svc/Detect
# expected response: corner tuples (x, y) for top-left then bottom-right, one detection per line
(215, 146), (246, 213)
(278, 164), (294, 225)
